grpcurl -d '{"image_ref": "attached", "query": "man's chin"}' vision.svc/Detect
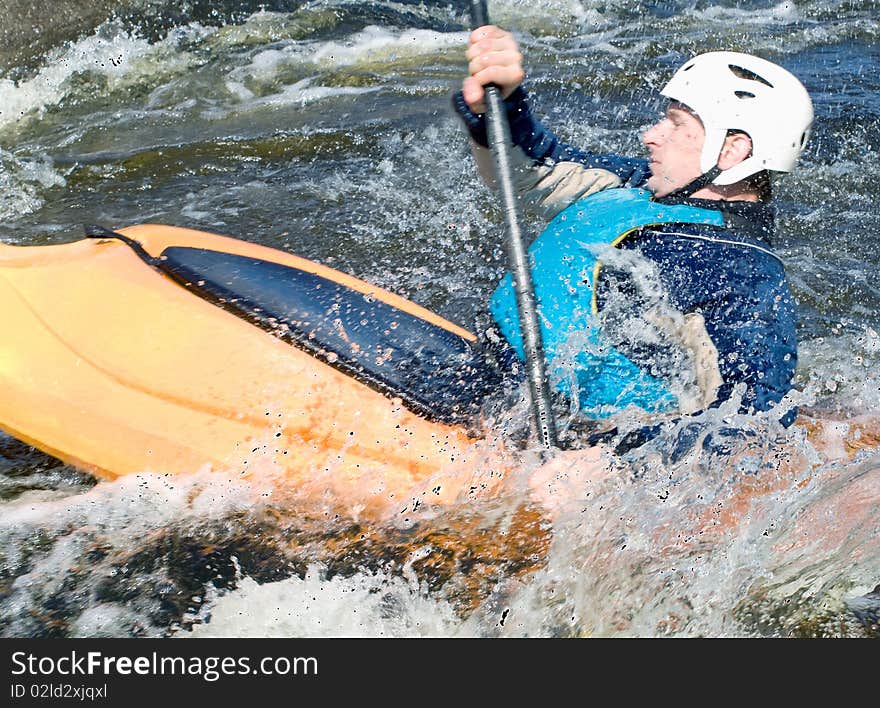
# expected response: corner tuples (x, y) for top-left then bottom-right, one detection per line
(646, 177), (667, 197)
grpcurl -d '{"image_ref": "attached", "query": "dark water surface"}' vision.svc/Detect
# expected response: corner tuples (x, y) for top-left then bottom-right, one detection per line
(0, 0), (877, 637)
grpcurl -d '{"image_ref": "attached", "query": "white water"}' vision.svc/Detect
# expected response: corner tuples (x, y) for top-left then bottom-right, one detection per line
(186, 567), (463, 638)
(0, 22), (210, 133)
(0, 1), (877, 638)
(0, 148), (64, 221)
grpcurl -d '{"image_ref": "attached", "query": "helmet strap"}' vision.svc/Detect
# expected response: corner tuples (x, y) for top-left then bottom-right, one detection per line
(663, 165), (723, 199)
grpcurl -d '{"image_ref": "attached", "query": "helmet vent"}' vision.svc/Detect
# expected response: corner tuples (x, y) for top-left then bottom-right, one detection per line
(735, 90), (757, 99)
(728, 64), (774, 88)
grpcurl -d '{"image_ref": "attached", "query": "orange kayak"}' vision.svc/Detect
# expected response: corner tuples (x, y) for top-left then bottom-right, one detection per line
(0, 225), (512, 515)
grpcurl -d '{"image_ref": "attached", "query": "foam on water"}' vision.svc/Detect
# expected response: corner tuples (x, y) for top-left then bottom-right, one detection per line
(507, 410), (878, 637)
(183, 566), (462, 638)
(693, 1), (803, 26)
(0, 149), (65, 223)
(487, 0), (607, 34)
(198, 25), (472, 121)
(672, 1), (880, 57)
(0, 468), (277, 637)
(797, 327), (880, 414)
(168, 403), (880, 638)
(218, 24), (468, 96)
(0, 21), (211, 134)
(0, 0), (877, 639)
(309, 26), (466, 68)
(204, 10), (333, 50)
(213, 77), (378, 117)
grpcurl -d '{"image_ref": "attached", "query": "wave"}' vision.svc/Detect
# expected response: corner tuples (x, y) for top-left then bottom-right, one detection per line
(0, 149), (65, 223)
(0, 22), (209, 134)
(183, 566), (462, 638)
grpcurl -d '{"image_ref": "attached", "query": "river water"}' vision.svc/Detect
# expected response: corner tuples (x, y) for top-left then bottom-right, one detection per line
(0, 0), (877, 637)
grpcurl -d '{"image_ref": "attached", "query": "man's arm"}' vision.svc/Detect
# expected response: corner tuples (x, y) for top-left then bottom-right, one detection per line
(457, 26), (648, 219)
(692, 251), (798, 421)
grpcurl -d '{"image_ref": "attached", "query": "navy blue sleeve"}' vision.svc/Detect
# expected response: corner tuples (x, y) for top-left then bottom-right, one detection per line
(692, 249), (798, 419)
(452, 87), (651, 188)
(632, 228), (798, 422)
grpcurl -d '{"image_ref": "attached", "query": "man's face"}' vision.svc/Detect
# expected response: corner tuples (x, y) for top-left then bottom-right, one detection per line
(642, 102), (706, 197)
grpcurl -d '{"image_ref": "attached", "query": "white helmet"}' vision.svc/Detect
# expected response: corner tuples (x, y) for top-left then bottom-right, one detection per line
(660, 51), (814, 185)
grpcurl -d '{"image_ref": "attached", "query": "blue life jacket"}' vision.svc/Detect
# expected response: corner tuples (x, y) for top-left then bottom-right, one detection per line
(490, 188), (725, 417)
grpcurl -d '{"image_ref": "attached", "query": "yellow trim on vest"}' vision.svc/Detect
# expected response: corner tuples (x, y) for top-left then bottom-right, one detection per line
(590, 224), (662, 315)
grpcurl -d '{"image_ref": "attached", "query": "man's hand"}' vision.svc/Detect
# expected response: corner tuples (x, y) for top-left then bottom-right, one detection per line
(462, 25), (525, 114)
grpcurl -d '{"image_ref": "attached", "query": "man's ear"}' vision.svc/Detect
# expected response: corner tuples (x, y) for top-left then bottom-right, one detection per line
(717, 132), (753, 170)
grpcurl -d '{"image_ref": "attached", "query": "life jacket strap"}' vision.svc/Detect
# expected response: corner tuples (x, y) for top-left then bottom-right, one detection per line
(662, 166), (723, 199)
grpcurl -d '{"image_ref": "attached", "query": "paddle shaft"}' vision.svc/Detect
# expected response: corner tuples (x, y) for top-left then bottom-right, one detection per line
(469, 1), (558, 449)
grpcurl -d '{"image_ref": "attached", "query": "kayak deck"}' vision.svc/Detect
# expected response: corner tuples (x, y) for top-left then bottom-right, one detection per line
(0, 225), (509, 513)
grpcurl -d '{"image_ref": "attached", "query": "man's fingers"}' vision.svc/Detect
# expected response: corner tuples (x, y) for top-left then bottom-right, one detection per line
(465, 36), (518, 62)
(469, 24), (508, 43)
(468, 64), (525, 97)
(467, 49), (523, 76)
(462, 25), (523, 110)
(462, 76), (486, 114)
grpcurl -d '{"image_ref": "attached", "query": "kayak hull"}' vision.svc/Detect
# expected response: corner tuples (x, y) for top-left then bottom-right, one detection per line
(0, 226), (503, 514)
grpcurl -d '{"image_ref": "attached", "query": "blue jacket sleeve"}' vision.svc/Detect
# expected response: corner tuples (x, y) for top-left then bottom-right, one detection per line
(628, 224), (798, 423)
(696, 251), (798, 420)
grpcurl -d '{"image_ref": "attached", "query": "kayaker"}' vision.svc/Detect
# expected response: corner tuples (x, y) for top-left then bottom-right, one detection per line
(454, 26), (813, 425)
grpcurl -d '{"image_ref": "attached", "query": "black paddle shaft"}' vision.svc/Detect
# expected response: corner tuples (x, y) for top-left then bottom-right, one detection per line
(469, 1), (558, 449)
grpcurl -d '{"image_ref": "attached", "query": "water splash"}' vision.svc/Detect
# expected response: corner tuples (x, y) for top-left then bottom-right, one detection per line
(0, 0), (877, 639)
(0, 149), (65, 224)
(184, 565), (462, 638)
(0, 20), (210, 134)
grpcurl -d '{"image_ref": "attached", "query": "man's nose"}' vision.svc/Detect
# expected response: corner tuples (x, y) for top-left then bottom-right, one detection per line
(642, 122), (662, 146)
